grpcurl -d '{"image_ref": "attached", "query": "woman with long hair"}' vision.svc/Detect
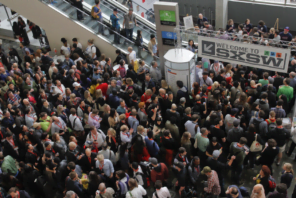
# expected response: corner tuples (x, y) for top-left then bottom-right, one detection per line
(191, 82), (200, 98)
(181, 132), (192, 159)
(88, 171), (102, 197)
(108, 108), (119, 128)
(253, 165), (271, 195)
(18, 17), (30, 45)
(106, 128), (117, 152)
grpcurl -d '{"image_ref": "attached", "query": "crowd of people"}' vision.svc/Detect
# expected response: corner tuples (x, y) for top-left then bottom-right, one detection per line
(1, 4), (296, 198)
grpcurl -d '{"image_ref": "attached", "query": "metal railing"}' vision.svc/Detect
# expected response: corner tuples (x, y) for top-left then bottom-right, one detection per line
(174, 25), (296, 50)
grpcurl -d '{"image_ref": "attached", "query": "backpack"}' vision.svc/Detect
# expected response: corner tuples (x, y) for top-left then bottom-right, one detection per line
(135, 172), (150, 188)
(91, 6), (99, 19)
(91, 46), (101, 60)
(253, 119), (263, 133)
(268, 176), (277, 191)
(266, 119), (277, 132)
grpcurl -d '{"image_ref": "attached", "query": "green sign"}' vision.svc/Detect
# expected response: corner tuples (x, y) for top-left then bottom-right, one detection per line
(159, 10), (176, 26)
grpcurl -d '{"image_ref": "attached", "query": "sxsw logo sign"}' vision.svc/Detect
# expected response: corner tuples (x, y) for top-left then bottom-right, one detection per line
(201, 40), (285, 67)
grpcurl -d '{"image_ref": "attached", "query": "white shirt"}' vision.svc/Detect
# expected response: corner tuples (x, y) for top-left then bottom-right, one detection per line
(125, 185), (147, 198)
(184, 120), (200, 137)
(86, 45), (96, 59)
(152, 187), (171, 198)
(128, 51), (136, 64)
(61, 44), (71, 55)
(77, 42), (83, 50)
(85, 130), (106, 149)
(53, 85), (66, 98)
(69, 114), (84, 131)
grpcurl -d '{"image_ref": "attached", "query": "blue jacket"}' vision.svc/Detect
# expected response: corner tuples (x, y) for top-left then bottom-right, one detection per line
(145, 136), (160, 157)
(110, 14), (120, 29)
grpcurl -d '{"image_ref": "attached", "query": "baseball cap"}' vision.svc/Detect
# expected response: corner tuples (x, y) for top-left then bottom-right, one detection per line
(149, 157), (158, 165)
(73, 82), (80, 87)
(113, 8), (118, 12)
(201, 166), (212, 174)
(284, 26), (290, 31)
(212, 150), (220, 158)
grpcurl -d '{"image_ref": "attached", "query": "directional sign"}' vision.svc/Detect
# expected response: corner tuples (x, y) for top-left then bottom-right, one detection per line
(198, 36), (290, 73)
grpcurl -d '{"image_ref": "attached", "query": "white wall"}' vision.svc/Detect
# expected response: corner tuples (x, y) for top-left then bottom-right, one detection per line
(0, 0), (120, 60)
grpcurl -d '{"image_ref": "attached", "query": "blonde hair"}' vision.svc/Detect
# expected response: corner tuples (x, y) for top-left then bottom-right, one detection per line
(211, 81), (219, 92)
(181, 132), (191, 145)
(95, 89), (103, 99)
(284, 163), (294, 174)
(97, 154), (104, 161)
(84, 90), (92, 102)
(108, 128), (116, 137)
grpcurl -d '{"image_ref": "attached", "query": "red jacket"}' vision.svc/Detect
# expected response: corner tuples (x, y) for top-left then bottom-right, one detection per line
(96, 83), (108, 97)
(150, 163), (169, 183)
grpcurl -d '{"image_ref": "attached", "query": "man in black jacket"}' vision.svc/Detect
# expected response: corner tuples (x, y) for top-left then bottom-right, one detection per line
(267, 118), (290, 166)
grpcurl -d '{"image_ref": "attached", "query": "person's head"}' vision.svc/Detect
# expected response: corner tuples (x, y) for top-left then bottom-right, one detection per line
(276, 118), (282, 126)
(284, 26), (290, 34)
(283, 163), (293, 173)
(228, 187), (240, 198)
(260, 165), (271, 177)
(201, 166), (212, 177)
(252, 184), (264, 196)
(276, 183), (287, 194)
(8, 187), (20, 198)
(198, 13), (203, 19)
(201, 127), (208, 136)
(238, 137), (247, 146)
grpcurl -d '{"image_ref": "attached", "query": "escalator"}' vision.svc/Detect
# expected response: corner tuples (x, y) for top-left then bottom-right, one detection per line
(51, 0), (159, 64)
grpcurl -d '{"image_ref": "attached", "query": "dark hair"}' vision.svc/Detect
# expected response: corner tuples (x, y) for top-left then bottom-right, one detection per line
(176, 81), (183, 88)
(155, 180), (162, 190)
(276, 118), (282, 126)
(239, 137), (247, 145)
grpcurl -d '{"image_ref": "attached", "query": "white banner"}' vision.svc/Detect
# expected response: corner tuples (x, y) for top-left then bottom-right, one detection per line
(183, 15), (194, 30)
(198, 36), (290, 73)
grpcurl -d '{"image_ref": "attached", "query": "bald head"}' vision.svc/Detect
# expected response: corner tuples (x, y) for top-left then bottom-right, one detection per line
(85, 148), (91, 157)
(99, 183), (106, 191)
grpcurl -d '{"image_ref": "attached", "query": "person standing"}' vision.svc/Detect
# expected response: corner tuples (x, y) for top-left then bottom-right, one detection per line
(110, 8), (121, 44)
(92, 0), (104, 35)
(74, 0), (84, 21)
(123, 8), (137, 41)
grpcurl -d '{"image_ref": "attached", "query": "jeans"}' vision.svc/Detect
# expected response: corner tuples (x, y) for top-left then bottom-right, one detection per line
(231, 165), (243, 184)
(98, 17), (104, 34)
(114, 27), (120, 43)
(125, 28), (133, 41)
